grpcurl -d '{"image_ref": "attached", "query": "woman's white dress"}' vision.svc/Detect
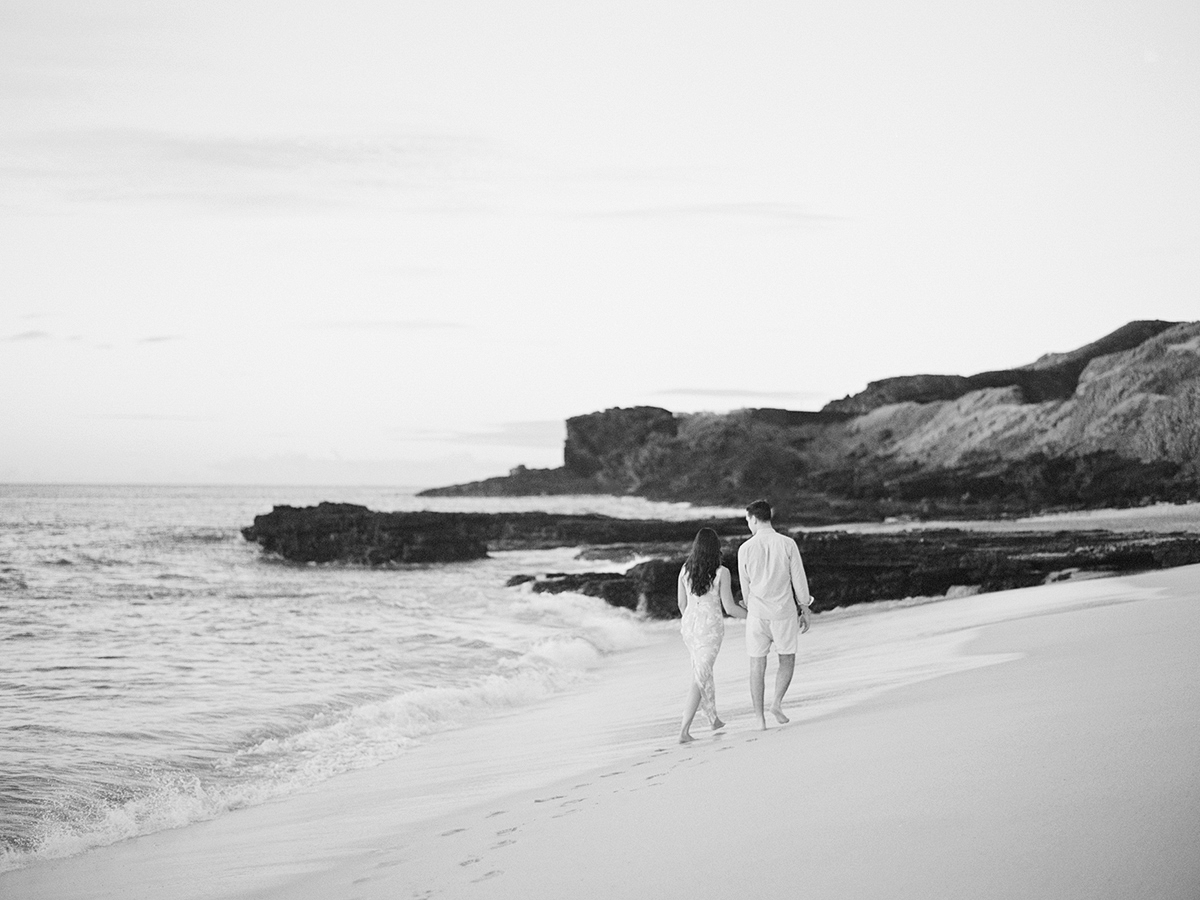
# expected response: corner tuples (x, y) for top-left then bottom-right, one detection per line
(680, 566), (725, 724)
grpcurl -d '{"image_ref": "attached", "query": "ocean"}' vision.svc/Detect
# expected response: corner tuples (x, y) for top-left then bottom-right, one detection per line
(0, 484), (739, 873)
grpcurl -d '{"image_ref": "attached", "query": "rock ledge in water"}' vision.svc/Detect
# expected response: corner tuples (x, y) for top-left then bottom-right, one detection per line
(241, 503), (745, 564)
(515, 529), (1200, 618)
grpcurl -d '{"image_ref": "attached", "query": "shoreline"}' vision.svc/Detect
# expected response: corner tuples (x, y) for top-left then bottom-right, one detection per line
(6, 564), (1198, 898)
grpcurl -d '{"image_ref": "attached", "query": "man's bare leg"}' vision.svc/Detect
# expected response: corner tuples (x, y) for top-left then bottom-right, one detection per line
(770, 653), (795, 723)
(749, 655), (768, 730)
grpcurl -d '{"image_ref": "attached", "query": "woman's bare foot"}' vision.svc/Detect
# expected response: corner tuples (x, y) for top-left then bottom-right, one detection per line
(770, 706), (790, 724)
(755, 715), (767, 731)
(711, 717), (726, 731)
(679, 731), (695, 744)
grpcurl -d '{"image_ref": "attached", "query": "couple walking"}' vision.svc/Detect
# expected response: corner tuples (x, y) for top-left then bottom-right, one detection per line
(676, 499), (812, 742)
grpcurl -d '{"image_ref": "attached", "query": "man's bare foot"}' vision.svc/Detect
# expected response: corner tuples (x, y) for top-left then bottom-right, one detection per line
(770, 707), (790, 724)
(679, 732), (695, 744)
(711, 717), (726, 731)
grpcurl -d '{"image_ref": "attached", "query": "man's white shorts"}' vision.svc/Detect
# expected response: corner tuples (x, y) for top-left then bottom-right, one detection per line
(745, 614), (799, 657)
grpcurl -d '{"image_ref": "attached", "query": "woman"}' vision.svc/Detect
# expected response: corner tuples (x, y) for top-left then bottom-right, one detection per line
(677, 527), (747, 743)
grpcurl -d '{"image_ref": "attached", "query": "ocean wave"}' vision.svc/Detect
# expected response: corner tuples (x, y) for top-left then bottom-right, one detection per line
(0, 606), (649, 875)
(0, 572), (28, 590)
(506, 589), (654, 655)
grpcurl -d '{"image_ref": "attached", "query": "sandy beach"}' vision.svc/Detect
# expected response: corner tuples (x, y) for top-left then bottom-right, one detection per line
(6, 564), (1199, 900)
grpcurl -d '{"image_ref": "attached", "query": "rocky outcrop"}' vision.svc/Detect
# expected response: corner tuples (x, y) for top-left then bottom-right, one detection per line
(521, 554), (737, 618)
(416, 465), (603, 498)
(513, 529), (1200, 618)
(823, 320), (1180, 415)
(827, 321), (1200, 471)
(562, 406), (678, 482)
(241, 503), (491, 563)
(241, 503), (745, 563)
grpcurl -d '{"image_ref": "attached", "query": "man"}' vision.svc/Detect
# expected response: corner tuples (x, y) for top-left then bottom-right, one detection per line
(736, 498), (812, 730)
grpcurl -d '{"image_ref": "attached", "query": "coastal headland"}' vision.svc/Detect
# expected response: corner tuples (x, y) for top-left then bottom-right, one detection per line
(241, 320), (1200, 616)
(420, 320), (1200, 521)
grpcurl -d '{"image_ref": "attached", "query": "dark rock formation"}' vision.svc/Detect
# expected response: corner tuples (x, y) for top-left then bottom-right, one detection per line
(417, 465), (603, 498)
(241, 503), (745, 563)
(511, 529), (1200, 619)
(744, 408), (853, 427)
(529, 572), (641, 610)
(240, 503), (491, 564)
(794, 529), (1200, 609)
(823, 320), (1180, 414)
(809, 451), (1198, 511)
(524, 557), (704, 618)
(563, 406), (678, 480)
(625, 558), (692, 619)
(822, 374), (974, 415)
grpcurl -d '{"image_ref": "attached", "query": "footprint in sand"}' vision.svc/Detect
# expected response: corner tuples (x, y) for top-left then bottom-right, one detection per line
(486, 810), (507, 818)
(459, 857), (480, 867)
(440, 827), (467, 837)
(375, 858), (404, 870)
(646, 772), (665, 780)
(491, 839), (516, 849)
(599, 771), (625, 778)
(552, 807), (580, 818)
(496, 826), (519, 835)
(533, 794), (565, 803)
(560, 798), (584, 806)
(471, 870), (502, 884)
(573, 782), (592, 788)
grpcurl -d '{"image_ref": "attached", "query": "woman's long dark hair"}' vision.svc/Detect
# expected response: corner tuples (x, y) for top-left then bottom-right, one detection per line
(684, 527), (723, 596)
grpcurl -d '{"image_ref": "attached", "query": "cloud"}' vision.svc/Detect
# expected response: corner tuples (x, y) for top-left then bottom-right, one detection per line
(4, 129), (506, 214)
(93, 413), (209, 421)
(313, 319), (465, 331)
(209, 453), (506, 489)
(656, 387), (830, 402)
(5, 330), (51, 341)
(578, 203), (838, 225)
(382, 266), (441, 278)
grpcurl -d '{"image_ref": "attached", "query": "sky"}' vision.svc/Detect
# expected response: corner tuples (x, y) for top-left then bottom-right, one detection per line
(2, 0), (1198, 486)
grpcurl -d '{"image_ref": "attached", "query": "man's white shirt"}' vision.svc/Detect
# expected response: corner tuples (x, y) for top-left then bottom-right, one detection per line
(736, 527), (811, 620)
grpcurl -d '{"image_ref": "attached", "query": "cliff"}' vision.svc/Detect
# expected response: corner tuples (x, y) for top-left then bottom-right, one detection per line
(822, 320), (1179, 414)
(421, 320), (1200, 519)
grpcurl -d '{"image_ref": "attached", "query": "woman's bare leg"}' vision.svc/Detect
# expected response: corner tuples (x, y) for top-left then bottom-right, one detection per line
(680, 681), (702, 743)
